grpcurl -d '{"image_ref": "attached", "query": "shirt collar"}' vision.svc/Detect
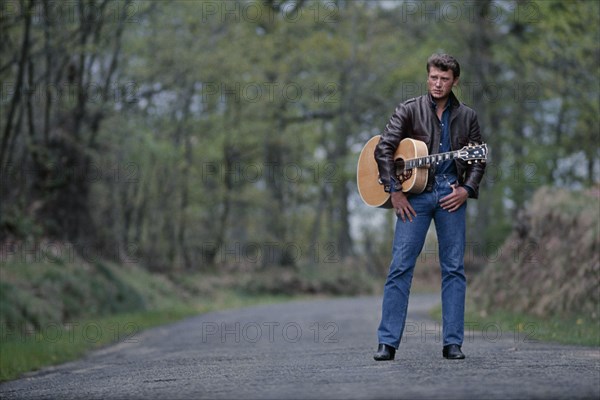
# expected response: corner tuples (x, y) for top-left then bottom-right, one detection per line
(429, 92), (454, 111)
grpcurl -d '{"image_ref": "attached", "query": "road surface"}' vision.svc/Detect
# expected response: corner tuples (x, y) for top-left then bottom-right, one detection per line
(1, 294), (599, 399)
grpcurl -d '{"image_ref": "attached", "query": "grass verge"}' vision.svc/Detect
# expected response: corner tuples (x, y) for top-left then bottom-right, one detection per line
(0, 290), (299, 382)
(429, 303), (600, 347)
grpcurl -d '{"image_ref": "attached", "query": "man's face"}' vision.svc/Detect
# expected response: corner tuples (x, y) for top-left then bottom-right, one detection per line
(427, 66), (458, 101)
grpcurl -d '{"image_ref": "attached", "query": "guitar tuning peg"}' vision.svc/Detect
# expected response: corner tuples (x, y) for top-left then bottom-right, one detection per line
(468, 161), (472, 165)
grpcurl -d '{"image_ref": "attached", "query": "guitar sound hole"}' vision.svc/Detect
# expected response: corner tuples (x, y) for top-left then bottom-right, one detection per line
(394, 158), (405, 175)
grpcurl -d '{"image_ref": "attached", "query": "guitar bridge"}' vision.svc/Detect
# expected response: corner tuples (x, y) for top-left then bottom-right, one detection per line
(396, 169), (412, 184)
(394, 158), (412, 183)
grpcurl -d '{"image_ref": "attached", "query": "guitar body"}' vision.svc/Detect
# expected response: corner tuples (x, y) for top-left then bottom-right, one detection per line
(357, 135), (487, 209)
(357, 135), (392, 208)
(356, 135), (430, 209)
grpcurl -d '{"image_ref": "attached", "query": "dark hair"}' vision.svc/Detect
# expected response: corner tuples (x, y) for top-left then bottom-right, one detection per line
(427, 54), (460, 78)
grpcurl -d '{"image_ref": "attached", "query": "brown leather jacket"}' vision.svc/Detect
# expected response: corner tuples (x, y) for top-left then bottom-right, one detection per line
(374, 92), (486, 198)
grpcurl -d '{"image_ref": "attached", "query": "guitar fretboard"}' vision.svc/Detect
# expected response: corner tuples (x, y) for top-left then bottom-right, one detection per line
(405, 151), (459, 169)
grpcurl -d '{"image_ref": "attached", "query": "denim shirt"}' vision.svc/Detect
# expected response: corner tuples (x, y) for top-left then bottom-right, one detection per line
(432, 97), (457, 178)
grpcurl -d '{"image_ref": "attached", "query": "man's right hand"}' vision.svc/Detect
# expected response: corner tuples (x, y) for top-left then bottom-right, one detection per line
(391, 191), (417, 222)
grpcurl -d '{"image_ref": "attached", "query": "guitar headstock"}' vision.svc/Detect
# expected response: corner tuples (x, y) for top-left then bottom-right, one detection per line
(458, 143), (487, 164)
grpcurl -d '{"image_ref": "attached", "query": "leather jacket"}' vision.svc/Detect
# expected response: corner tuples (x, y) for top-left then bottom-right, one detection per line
(374, 92), (486, 198)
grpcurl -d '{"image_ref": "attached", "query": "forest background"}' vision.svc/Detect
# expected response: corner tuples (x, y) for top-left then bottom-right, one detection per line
(1, 0), (599, 358)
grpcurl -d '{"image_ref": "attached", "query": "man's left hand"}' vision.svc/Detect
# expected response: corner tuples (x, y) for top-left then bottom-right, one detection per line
(440, 184), (468, 212)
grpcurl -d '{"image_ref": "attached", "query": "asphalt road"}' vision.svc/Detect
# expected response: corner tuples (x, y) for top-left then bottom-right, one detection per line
(1, 294), (599, 399)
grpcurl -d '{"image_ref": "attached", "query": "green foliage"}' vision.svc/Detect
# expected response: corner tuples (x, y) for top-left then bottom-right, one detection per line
(0, 306), (198, 382)
(110, 0), (599, 270)
(430, 303), (600, 347)
(0, 251), (197, 333)
(1, 0), (598, 323)
(239, 261), (379, 297)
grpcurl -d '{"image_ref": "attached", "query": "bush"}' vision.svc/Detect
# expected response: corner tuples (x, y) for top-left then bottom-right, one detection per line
(471, 186), (600, 320)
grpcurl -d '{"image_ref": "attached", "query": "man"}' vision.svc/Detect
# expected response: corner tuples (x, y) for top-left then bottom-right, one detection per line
(373, 54), (485, 361)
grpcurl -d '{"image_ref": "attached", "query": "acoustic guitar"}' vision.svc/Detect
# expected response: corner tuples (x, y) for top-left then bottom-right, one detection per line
(356, 135), (487, 208)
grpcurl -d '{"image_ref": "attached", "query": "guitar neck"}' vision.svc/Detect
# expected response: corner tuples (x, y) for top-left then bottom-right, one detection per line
(405, 150), (460, 169)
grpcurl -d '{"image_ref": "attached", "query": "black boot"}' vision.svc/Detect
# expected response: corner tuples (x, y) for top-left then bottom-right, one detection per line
(373, 344), (396, 361)
(442, 344), (465, 359)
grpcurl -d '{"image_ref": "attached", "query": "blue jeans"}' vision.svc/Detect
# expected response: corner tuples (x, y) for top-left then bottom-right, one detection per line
(377, 174), (467, 348)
